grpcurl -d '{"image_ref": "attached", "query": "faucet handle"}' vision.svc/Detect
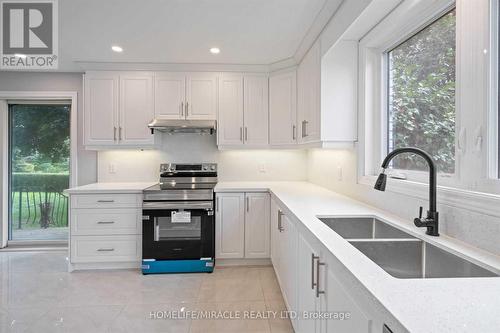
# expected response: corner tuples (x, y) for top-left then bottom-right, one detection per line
(418, 206), (423, 219)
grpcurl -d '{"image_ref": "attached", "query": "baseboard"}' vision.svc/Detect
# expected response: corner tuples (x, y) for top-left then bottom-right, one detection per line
(68, 261), (140, 272)
(215, 258), (272, 267)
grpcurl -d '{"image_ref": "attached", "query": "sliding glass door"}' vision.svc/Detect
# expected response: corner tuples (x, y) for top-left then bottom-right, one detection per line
(8, 103), (70, 242)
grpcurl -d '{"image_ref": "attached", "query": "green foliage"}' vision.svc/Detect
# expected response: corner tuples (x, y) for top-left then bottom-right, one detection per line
(11, 104), (70, 173)
(11, 173), (69, 193)
(388, 10), (456, 173)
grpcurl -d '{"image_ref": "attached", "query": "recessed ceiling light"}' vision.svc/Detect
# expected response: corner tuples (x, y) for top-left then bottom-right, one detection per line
(14, 53), (27, 58)
(111, 45), (123, 53)
(209, 47), (220, 54)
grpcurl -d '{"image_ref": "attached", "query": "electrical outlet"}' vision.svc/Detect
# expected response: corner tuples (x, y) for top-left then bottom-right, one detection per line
(108, 163), (116, 174)
(337, 166), (343, 181)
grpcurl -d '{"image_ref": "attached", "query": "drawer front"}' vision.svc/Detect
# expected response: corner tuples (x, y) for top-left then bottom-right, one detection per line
(71, 235), (141, 263)
(71, 194), (141, 209)
(70, 208), (141, 235)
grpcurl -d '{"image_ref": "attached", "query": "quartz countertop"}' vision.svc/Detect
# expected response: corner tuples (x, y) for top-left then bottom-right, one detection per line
(215, 181), (500, 333)
(64, 182), (156, 194)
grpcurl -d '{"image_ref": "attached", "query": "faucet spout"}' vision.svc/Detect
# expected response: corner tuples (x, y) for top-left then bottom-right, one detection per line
(375, 147), (439, 236)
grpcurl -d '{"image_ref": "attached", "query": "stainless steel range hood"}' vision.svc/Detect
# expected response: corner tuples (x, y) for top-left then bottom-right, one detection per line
(148, 119), (216, 134)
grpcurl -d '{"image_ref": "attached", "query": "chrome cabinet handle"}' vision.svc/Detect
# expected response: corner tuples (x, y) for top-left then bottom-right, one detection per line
(240, 127), (243, 142)
(316, 260), (325, 298)
(245, 127), (248, 141)
(292, 125), (296, 140)
(216, 197), (219, 212)
(113, 127), (117, 141)
(97, 200), (114, 203)
(246, 196), (249, 212)
(185, 102), (189, 117)
(181, 102), (184, 117)
(304, 120), (308, 137)
(97, 221), (115, 224)
(301, 120), (305, 138)
(119, 127), (122, 140)
(311, 254), (319, 289)
(277, 209), (284, 232)
(97, 248), (114, 252)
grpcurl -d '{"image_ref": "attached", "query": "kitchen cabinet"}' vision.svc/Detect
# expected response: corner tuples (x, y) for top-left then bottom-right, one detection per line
(215, 192), (245, 259)
(244, 192), (270, 258)
(68, 192), (142, 270)
(269, 70), (297, 146)
(218, 73), (269, 148)
(297, 40), (321, 144)
(215, 192), (270, 259)
(217, 74), (244, 146)
(321, 252), (372, 332)
(296, 231), (321, 333)
(154, 72), (217, 120)
(84, 71), (154, 148)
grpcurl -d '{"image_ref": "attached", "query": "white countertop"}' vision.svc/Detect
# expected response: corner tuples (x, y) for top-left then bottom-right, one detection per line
(65, 180), (500, 331)
(216, 181), (500, 333)
(64, 182), (156, 194)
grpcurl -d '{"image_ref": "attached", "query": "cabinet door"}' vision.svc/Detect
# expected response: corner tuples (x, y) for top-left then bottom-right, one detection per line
(244, 193), (270, 258)
(243, 75), (269, 146)
(119, 73), (155, 146)
(269, 71), (297, 145)
(280, 214), (298, 324)
(215, 193), (245, 259)
(154, 73), (186, 120)
(297, 40), (321, 143)
(186, 73), (217, 120)
(321, 255), (372, 333)
(297, 232), (320, 333)
(84, 72), (119, 146)
(218, 74), (244, 146)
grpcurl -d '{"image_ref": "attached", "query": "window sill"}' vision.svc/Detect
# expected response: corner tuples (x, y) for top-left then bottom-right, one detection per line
(358, 175), (500, 218)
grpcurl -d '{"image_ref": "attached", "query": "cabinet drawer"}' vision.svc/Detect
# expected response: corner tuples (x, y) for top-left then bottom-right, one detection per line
(71, 194), (141, 209)
(70, 209), (141, 235)
(71, 235), (141, 263)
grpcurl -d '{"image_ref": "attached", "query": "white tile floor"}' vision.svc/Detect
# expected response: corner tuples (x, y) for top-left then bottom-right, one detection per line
(0, 251), (294, 333)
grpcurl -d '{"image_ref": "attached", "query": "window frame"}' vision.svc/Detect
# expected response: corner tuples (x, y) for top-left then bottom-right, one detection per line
(357, 0), (500, 215)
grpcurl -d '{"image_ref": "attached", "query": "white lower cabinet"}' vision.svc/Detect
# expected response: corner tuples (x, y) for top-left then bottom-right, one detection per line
(68, 193), (142, 269)
(271, 198), (374, 333)
(215, 192), (270, 259)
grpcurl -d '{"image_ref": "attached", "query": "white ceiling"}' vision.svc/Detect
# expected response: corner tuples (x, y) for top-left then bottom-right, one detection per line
(57, 0), (333, 71)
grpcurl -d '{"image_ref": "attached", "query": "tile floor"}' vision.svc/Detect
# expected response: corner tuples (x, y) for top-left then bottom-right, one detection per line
(0, 251), (294, 333)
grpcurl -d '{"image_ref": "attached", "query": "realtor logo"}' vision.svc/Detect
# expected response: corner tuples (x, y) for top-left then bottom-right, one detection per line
(1, 0), (58, 69)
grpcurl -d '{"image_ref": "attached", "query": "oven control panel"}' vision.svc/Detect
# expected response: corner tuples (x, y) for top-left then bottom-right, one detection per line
(160, 163), (217, 173)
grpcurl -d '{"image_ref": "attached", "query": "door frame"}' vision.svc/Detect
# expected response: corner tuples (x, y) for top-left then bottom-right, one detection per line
(0, 91), (78, 248)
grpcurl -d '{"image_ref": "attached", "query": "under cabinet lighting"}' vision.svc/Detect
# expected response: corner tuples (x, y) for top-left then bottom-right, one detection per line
(209, 47), (220, 54)
(111, 45), (123, 53)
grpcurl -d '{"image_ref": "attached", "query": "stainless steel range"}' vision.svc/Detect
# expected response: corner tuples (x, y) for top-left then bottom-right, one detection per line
(141, 163), (217, 274)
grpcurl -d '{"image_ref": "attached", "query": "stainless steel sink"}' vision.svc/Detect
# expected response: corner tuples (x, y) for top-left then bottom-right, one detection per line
(319, 217), (414, 239)
(350, 240), (499, 279)
(318, 216), (499, 279)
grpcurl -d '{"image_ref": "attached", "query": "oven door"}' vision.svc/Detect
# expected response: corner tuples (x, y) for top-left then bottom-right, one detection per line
(142, 201), (214, 260)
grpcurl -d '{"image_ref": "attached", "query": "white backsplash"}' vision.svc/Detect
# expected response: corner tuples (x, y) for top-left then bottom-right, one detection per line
(98, 134), (308, 182)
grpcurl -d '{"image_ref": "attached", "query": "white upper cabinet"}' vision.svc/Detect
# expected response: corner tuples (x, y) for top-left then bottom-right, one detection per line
(154, 73), (186, 120)
(84, 71), (154, 148)
(119, 74), (154, 146)
(84, 72), (119, 146)
(155, 72), (217, 120)
(297, 40), (321, 144)
(186, 73), (218, 120)
(269, 70), (297, 146)
(243, 75), (269, 146)
(218, 73), (269, 148)
(218, 73), (245, 146)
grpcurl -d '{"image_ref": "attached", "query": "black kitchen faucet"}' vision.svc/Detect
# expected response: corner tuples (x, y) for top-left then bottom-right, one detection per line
(374, 147), (439, 236)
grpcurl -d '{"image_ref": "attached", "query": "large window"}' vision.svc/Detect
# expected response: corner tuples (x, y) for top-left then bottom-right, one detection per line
(387, 9), (456, 174)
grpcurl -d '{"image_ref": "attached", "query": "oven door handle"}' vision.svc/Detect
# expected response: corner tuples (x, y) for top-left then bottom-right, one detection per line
(142, 201), (214, 210)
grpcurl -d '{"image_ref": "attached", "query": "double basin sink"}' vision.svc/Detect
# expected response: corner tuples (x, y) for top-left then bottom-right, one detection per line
(318, 217), (499, 279)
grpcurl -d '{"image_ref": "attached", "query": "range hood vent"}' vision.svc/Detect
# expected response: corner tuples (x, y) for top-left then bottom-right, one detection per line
(148, 119), (216, 135)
